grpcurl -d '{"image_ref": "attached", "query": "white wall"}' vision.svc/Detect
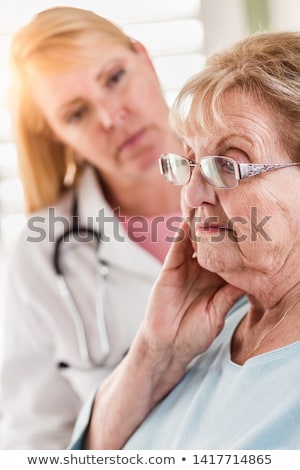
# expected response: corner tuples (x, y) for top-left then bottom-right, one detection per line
(201, 0), (248, 55)
(201, 0), (300, 57)
(269, 0), (300, 30)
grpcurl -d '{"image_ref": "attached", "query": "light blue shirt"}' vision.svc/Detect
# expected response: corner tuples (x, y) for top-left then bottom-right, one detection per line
(70, 300), (300, 450)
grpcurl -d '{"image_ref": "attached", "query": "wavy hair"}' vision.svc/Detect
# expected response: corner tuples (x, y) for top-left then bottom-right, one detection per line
(170, 31), (300, 164)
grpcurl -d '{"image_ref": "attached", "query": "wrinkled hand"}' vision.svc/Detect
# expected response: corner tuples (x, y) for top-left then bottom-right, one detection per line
(140, 220), (245, 372)
(85, 221), (245, 450)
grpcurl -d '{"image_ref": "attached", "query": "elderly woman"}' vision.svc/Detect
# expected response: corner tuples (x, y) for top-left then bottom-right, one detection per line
(70, 30), (300, 450)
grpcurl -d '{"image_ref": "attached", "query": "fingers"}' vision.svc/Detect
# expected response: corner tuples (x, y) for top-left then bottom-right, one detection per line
(162, 219), (194, 270)
(213, 283), (246, 324)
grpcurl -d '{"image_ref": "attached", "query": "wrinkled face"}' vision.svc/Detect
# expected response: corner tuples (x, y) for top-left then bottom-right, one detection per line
(30, 43), (171, 183)
(181, 91), (300, 281)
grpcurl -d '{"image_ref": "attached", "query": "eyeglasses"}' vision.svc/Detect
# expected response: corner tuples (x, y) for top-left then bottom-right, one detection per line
(159, 153), (300, 189)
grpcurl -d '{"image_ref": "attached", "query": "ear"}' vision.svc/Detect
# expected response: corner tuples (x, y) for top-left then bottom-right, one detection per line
(130, 39), (148, 55)
(130, 39), (156, 71)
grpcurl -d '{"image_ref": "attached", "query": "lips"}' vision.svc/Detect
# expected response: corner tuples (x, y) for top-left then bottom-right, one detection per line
(195, 223), (228, 234)
(191, 219), (236, 237)
(118, 128), (146, 153)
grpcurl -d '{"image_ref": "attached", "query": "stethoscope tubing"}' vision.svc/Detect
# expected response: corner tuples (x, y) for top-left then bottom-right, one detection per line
(53, 194), (110, 367)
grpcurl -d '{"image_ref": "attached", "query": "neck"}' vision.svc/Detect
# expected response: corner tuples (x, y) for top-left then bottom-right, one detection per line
(232, 286), (300, 365)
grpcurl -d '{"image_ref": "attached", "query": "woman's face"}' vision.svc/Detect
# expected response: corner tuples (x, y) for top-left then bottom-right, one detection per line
(30, 42), (171, 183)
(182, 91), (300, 283)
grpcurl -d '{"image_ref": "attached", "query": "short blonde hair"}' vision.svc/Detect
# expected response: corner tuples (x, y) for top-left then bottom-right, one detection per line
(171, 31), (300, 163)
(9, 6), (134, 213)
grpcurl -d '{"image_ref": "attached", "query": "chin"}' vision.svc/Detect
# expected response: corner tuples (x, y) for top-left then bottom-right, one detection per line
(195, 243), (235, 274)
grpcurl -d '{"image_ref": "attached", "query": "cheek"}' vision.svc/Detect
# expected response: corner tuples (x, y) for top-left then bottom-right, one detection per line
(218, 189), (274, 249)
(227, 193), (285, 270)
(129, 76), (167, 118)
(62, 128), (114, 169)
(221, 188), (274, 237)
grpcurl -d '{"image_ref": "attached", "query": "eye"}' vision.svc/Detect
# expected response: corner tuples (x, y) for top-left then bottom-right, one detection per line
(66, 106), (88, 124)
(107, 68), (125, 87)
(224, 159), (235, 173)
(215, 157), (236, 175)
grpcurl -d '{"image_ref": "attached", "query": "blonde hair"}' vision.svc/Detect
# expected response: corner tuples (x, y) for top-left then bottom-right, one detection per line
(9, 6), (134, 213)
(171, 31), (300, 163)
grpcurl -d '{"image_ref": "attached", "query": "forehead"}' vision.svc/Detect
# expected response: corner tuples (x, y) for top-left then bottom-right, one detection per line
(183, 90), (277, 148)
(29, 43), (136, 109)
(29, 41), (134, 79)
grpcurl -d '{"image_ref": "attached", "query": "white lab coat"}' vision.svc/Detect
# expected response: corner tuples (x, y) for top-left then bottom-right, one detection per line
(0, 166), (162, 449)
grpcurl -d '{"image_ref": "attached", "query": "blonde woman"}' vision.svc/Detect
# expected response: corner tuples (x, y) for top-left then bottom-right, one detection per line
(0, 7), (182, 449)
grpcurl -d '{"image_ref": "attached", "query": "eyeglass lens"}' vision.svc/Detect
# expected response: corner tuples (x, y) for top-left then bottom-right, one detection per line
(160, 154), (190, 185)
(201, 157), (237, 188)
(160, 154), (238, 188)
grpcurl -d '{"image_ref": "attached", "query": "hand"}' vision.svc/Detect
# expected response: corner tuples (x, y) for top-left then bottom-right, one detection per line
(140, 220), (245, 375)
(85, 221), (244, 450)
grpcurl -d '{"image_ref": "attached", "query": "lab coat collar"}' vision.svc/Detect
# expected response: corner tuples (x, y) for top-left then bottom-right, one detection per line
(76, 165), (162, 278)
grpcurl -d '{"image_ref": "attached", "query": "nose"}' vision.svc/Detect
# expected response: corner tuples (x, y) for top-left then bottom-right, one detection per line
(96, 100), (127, 130)
(183, 164), (217, 209)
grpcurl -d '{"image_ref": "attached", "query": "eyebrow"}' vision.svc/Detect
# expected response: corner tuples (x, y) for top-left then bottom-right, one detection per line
(57, 59), (123, 116)
(184, 133), (253, 156)
(57, 98), (86, 118)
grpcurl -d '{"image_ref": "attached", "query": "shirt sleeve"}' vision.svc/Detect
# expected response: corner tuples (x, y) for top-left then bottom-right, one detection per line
(68, 390), (97, 450)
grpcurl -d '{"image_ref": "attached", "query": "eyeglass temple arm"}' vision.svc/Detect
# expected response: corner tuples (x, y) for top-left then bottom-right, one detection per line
(238, 162), (300, 180)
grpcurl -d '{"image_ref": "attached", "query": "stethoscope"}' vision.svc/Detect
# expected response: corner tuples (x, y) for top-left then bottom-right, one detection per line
(53, 194), (110, 367)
